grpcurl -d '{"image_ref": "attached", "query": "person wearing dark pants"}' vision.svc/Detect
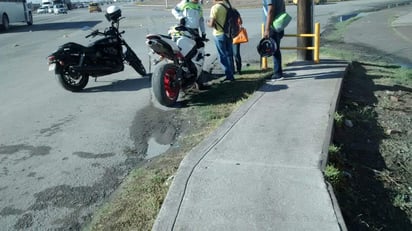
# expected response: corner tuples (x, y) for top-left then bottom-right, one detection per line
(232, 11), (243, 75)
(263, 0), (285, 80)
(269, 29), (284, 79)
(232, 43), (242, 75)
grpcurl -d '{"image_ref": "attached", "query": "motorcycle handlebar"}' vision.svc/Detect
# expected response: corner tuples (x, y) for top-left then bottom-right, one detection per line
(85, 29), (107, 38)
(85, 29), (99, 38)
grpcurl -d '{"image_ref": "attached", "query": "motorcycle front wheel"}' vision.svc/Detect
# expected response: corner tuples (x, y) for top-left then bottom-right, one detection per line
(125, 49), (147, 77)
(152, 63), (180, 107)
(56, 65), (89, 92)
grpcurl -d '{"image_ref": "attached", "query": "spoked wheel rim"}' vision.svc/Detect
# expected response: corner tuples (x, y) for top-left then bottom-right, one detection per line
(62, 69), (87, 86)
(163, 67), (179, 100)
(57, 66), (89, 92)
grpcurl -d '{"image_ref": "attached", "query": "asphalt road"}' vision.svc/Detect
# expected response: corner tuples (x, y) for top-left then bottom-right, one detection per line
(0, 5), (155, 230)
(0, 0), (409, 229)
(0, 7), (297, 230)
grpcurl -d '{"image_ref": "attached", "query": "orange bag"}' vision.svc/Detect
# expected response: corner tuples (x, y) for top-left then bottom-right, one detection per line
(233, 27), (249, 44)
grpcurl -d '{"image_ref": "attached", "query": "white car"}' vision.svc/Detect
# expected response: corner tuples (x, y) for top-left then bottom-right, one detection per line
(53, 4), (68, 14)
(37, 6), (48, 14)
(48, 5), (53, 13)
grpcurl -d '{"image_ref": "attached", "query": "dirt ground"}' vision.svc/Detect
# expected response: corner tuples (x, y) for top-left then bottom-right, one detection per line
(322, 25), (412, 230)
(332, 61), (412, 230)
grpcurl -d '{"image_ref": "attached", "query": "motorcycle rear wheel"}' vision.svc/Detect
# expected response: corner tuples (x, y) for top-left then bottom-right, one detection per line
(56, 66), (89, 92)
(152, 63), (180, 107)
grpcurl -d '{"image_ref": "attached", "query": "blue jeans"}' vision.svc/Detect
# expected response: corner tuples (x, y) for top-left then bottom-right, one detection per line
(214, 34), (234, 80)
(270, 29), (284, 77)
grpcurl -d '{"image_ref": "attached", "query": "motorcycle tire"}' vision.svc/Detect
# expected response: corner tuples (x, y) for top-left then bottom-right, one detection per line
(125, 49), (147, 77)
(152, 63), (180, 107)
(56, 66), (89, 92)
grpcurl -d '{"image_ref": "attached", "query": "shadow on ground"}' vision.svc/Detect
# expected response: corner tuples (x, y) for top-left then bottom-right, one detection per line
(331, 61), (412, 230)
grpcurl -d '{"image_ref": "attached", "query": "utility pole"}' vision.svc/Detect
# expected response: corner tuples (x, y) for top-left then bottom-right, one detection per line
(297, 0), (313, 61)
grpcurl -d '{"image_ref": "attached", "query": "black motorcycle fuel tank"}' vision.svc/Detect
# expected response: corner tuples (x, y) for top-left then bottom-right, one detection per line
(58, 42), (94, 53)
(89, 36), (122, 56)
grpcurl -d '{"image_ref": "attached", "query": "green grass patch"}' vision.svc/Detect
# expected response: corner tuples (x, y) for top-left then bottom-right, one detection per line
(323, 18), (359, 42)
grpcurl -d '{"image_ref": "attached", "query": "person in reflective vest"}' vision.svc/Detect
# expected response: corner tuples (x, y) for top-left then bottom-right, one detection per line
(172, 0), (206, 39)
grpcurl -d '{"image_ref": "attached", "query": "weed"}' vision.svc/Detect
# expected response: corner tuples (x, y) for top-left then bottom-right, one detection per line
(334, 111), (344, 127)
(328, 144), (341, 155)
(324, 164), (343, 187)
(393, 194), (412, 210)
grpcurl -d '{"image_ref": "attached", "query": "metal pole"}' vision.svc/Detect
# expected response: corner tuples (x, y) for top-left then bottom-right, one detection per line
(261, 23), (268, 69)
(297, 0), (313, 61)
(314, 22), (320, 63)
(261, 0), (268, 70)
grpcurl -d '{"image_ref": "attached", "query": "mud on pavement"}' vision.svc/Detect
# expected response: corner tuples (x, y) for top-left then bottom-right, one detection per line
(0, 103), (190, 230)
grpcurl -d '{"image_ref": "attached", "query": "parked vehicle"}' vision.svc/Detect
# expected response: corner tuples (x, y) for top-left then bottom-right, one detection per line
(292, 0), (325, 5)
(37, 6), (49, 14)
(0, 0), (33, 31)
(89, 2), (102, 13)
(146, 25), (209, 106)
(47, 6), (147, 92)
(53, 4), (67, 14)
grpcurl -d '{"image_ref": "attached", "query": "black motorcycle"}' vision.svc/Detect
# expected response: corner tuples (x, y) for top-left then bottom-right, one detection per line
(47, 7), (146, 92)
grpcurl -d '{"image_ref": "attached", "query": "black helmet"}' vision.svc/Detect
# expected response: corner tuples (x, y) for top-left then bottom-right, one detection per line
(257, 38), (277, 57)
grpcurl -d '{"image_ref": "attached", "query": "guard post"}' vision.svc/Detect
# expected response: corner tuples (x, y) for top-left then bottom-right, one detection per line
(261, 23), (268, 69)
(282, 22), (320, 63)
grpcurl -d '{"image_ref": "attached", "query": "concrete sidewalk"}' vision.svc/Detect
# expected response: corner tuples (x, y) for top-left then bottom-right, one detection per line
(150, 3), (412, 230)
(152, 59), (348, 231)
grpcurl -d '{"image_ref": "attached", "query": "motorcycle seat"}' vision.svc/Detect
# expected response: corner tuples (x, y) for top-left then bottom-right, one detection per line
(146, 34), (172, 40)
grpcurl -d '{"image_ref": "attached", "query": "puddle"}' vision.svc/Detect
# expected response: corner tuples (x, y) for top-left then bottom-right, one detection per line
(339, 13), (359, 22)
(145, 137), (171, 159)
